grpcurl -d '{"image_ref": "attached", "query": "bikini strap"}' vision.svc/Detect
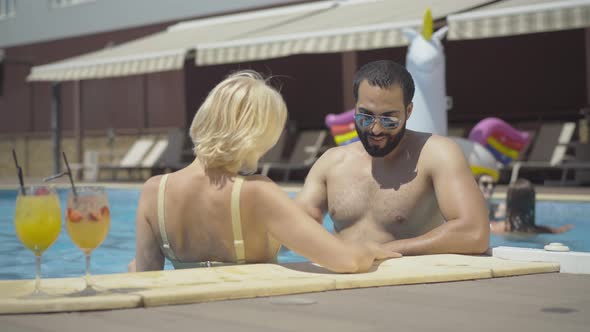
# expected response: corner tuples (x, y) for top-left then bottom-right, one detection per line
(231, 176), (246, 264)
(157, 174), (177, 260)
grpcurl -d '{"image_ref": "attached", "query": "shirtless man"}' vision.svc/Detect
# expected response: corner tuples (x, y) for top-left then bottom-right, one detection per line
(296, 60), (490, 255)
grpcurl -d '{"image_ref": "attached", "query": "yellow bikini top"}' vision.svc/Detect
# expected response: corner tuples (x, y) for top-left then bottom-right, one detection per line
(157, 174), (246, 269)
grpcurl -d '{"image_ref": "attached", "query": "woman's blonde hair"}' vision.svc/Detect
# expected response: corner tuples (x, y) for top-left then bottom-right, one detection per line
(189, 70), (287, 174)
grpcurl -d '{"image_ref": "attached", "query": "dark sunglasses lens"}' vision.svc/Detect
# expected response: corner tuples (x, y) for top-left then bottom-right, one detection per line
(355, 114), (374, 128)
(380, 118), (400, 129)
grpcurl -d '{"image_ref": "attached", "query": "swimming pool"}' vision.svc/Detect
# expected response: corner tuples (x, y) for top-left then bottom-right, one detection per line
(1, 188), (588, 280)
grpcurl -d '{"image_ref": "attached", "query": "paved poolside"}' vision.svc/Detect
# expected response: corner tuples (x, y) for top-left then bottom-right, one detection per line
(0, 272), (588, 331)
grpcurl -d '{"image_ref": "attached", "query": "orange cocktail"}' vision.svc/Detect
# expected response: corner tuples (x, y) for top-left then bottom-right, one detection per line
(65, 190), (110, 254)
(65, 186), (110, 294)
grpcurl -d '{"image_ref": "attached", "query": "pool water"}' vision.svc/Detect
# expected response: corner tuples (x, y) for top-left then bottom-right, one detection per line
(1, 189), (588, 280)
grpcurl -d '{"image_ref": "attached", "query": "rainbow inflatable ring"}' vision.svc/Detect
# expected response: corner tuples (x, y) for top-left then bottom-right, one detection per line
(325, 109), (359, 146)
(468, 117), (531, 166)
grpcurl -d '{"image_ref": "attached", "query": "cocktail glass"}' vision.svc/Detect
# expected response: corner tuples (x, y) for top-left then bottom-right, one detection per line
(65, 186), (110, 295)
(14, 185), (62, 297)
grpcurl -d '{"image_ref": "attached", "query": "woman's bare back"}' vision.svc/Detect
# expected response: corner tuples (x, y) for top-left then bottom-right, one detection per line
(144, 164), (280, 264)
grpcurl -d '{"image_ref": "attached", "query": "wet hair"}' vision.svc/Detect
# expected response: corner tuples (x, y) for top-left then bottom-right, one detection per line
(505, 178), (536, 232)
(189, 70), (287, 174)
(353, 60), (415, 107)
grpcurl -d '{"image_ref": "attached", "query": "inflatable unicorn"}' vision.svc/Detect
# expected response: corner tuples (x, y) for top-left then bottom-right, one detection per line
(452, 137), (502, 182)
(403, 9), (449, 136)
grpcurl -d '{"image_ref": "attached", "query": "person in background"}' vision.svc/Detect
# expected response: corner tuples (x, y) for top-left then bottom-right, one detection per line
(490, 178), (573, 234)
(475, 173), (505, 222)
(129, 70), (400, 273)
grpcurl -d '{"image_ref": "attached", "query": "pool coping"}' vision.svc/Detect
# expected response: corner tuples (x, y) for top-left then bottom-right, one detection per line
(492, 246), (590, 274)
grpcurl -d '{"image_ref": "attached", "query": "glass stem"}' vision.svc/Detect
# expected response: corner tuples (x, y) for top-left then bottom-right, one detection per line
(85, 254), (92, 289)
(34, 255), (42, 294)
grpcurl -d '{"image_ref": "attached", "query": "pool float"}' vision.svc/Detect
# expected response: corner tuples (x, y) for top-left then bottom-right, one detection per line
(469, 117), (530, 151)
(341, 136), (360, 145)
(403, 9), (449, 136)
(468, 117), (530, 166)
(451, 137), (501, 181)
(325, 109), (355, 127)
(334, 130), (358, 145)
(487, 136), (519, 160)
(326, 109), (359, 146)
(330, 122), (356, 136)
(485, 145), (513, 165)
(489, 129), (527, 150)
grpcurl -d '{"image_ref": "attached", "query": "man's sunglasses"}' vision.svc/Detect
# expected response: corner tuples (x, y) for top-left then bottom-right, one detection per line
(354, 113), (401, 130)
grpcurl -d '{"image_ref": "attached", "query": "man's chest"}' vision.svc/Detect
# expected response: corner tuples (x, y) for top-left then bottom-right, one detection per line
(326, 168), (433, 226)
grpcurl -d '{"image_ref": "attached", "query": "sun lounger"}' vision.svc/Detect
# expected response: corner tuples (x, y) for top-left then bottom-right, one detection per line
(261, 129), (327, 181)
(508, 122), (590, 184)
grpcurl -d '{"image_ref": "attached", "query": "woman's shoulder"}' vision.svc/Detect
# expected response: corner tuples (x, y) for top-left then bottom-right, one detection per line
(242, 174), (277, 192)
(142, 175), (164, 193)
(138, 175), (168, 207)
(240, 174), (288, 206)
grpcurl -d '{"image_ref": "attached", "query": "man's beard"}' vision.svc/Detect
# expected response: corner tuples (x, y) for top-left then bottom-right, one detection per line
(356, 122), (406, 158)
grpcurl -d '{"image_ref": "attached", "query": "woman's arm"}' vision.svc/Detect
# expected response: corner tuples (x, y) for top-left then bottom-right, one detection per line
(135, 177), (165, 272)
(243, 177), (401, 273)
(534, 224), (574, 234)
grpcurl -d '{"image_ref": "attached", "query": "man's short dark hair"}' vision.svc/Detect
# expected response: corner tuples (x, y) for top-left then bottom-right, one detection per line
(353, 60), (415, 107)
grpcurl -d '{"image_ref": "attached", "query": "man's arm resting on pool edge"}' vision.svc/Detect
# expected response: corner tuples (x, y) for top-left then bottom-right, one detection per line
(385, 137), (490, 255)
(383, 218), (490, 255)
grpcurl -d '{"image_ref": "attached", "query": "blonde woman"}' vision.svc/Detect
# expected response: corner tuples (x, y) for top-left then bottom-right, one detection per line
(132, 71), (400, 273)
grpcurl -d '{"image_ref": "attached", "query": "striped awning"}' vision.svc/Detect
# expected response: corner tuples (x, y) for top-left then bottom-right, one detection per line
(448, 0), (590, 40)
(27, 1), (334, 81)
(196, 0), (492, 66)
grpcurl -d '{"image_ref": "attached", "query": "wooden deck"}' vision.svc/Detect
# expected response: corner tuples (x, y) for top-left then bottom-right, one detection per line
(1, 272), (588, 332)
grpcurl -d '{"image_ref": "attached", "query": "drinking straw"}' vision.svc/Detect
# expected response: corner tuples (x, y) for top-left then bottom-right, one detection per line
(42, 152), (78, 199)
(62, 152), (78, 199)
(11, 149), (26, 195)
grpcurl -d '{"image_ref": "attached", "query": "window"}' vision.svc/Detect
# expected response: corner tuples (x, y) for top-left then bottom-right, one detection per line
(0, 0), (15, 19)
(51, 0), (95, 8)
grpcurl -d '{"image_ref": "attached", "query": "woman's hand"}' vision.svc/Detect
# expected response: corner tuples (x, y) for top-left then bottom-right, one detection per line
(366, 242), (403, 261)
(351, 242), (403, 273)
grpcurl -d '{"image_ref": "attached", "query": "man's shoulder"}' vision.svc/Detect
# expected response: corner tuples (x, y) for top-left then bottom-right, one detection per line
(419, 133), (462, 156)
(417, 134), (472, 174)
(307, 143), (364, 179)
(318, 143), (356, 164)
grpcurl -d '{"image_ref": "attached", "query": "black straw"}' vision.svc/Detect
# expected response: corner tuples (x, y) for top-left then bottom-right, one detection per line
(62, 152), (78, 199)
(11, 149), (26, 195)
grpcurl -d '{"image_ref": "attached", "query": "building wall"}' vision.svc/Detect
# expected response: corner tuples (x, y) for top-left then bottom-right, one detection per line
(356, 28), (587, 132)
(1, 23), (186, 134)
(0, 0), (313, 136)
(184, 53), (344, 131)
(446, 28), (587, 125)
